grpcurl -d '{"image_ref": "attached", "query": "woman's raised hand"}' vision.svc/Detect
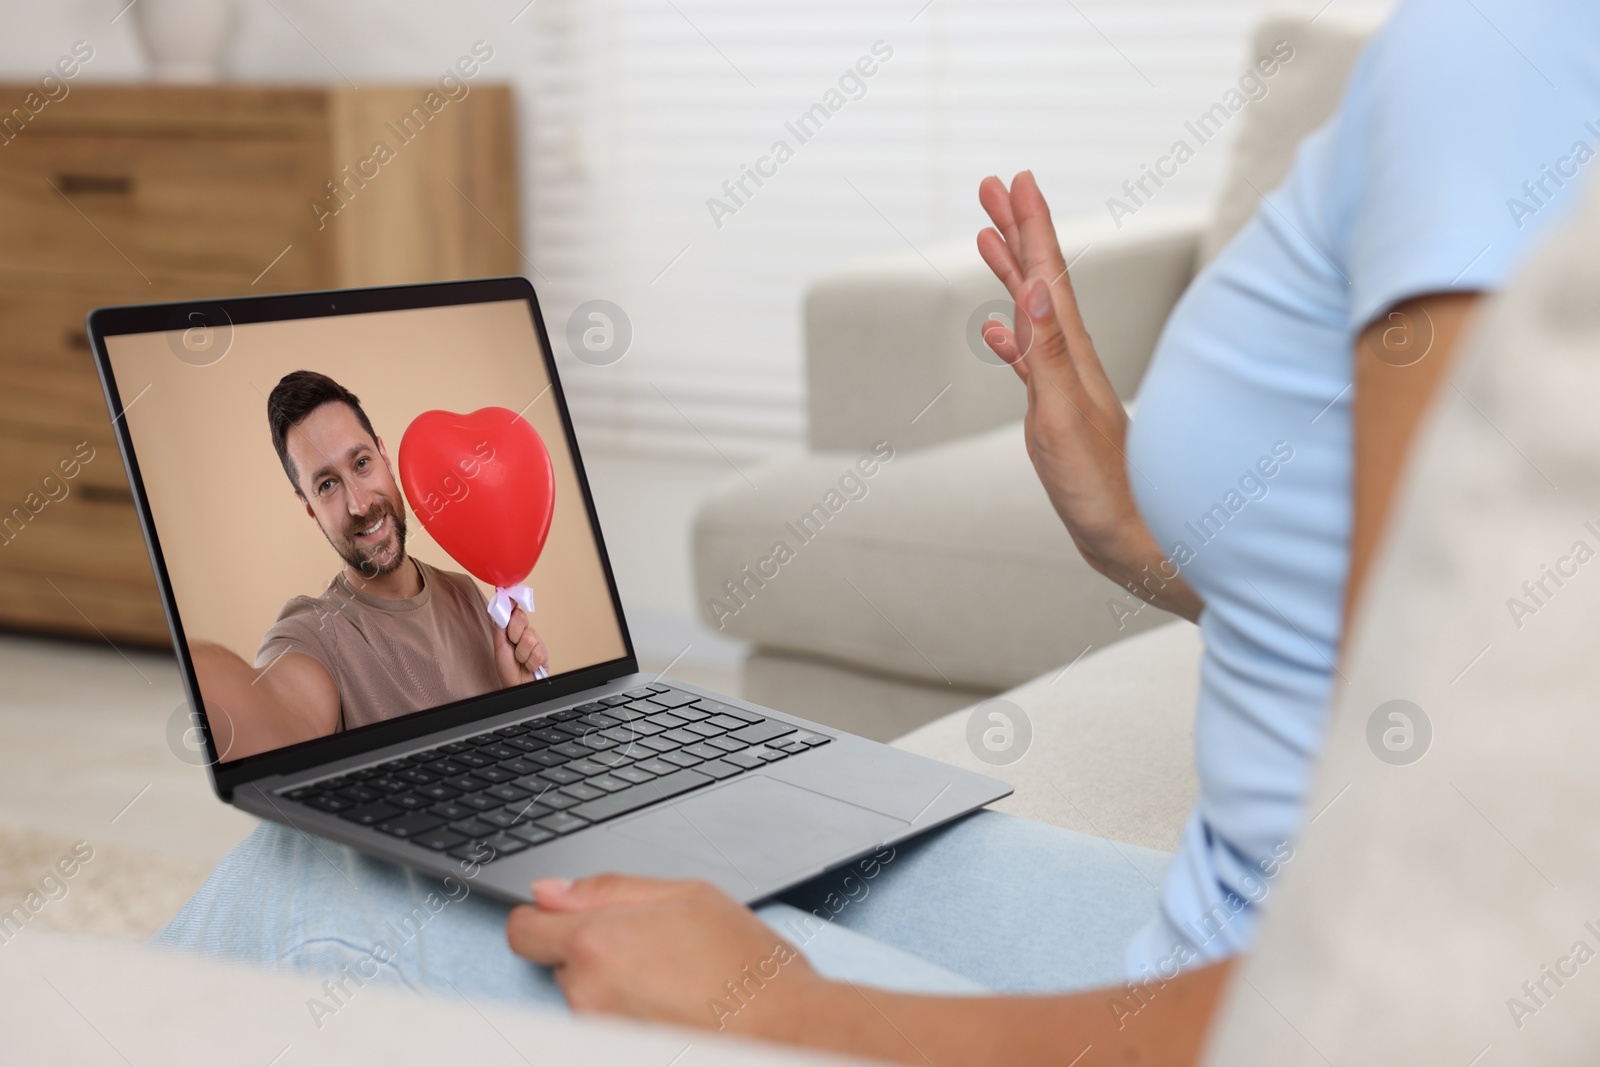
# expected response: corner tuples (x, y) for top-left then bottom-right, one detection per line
(976, 172), (1201, 623)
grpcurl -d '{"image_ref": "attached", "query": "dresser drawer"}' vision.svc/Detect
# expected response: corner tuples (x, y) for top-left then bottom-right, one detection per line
(0, 329), (106, 440)
(0, 428), (151, 576)
(0, 427), (165, 642)
(0, 275), (205, 438)
(0, 436), (165, 641)
(0, 568), (168, 648)
(1, 279), (146, 441)
(0, 130), (330, 287)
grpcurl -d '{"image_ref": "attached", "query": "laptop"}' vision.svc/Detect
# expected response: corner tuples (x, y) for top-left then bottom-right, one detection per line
(87, 277), (1009, 905)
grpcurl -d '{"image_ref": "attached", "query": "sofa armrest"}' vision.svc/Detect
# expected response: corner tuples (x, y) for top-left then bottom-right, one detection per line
(892, 621), (1201, 852)
(804, 207), (1206, 453)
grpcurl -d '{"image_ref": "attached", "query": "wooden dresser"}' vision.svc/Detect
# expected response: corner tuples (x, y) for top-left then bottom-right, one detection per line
(0, 84), (521, 647)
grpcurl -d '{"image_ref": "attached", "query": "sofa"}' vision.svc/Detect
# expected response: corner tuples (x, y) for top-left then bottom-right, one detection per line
(690, 12), (1376, 748)
(3, 927), (871, 1067)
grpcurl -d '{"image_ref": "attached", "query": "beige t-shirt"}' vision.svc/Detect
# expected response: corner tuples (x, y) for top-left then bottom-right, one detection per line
(256, 558), (501, 730)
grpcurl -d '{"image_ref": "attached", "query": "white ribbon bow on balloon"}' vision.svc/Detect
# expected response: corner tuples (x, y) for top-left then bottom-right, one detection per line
(488, 584), (549, 680)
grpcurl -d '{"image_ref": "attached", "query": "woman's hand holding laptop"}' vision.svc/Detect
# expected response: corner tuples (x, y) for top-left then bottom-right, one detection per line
(508, 874), (832, 1035)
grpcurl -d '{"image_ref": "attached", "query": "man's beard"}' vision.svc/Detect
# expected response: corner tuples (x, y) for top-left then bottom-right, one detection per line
(326, 497), (409, 580)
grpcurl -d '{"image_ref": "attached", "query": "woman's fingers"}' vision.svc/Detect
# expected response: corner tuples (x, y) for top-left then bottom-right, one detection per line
(978, 174), (1022, 249)
(510, 875), (700, 963)
(1009, 172), (1112, 398)
(977, 176), (1029, 296)
(535, 872), (698, 912)
(506, 903), (584, 965)
(981, 320), (1030, 382)
(980, 172), (1117, 406)
(1017, 276), (1079, 382)
(977, 227), (1025, 297)
(1008, 171), (1068, 280)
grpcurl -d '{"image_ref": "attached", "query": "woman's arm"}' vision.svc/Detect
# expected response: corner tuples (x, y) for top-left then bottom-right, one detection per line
(507, 874), (1233, 1066)
(975, 172), (1205, 623)
(1347, 291), (1483, 625)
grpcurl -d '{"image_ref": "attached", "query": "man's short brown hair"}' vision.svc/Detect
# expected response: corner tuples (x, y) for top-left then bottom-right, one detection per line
(267, 370), (379, 496)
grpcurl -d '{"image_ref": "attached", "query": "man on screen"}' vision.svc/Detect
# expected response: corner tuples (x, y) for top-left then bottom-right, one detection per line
(189, 371), (548, 761)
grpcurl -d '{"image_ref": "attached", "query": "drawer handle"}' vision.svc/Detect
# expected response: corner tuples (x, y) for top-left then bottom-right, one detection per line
(76, 483), (134, 505)
(53, 173), (133, 196)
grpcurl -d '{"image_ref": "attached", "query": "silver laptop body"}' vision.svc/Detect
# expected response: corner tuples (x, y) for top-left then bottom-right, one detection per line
(88, 277), (1010, 906)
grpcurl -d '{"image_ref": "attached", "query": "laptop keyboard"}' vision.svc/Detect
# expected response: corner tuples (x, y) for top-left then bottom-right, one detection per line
(275, 685), (831, 865)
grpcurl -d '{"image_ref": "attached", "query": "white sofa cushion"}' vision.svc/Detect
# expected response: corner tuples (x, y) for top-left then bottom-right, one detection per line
(693, 424), (1172, 693)
(1204, 174), (1600, 1064)
(894, 621), (1202, 852)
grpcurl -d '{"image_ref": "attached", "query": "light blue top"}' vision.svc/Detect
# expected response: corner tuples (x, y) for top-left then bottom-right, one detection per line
(1123, 0), (1600, 976)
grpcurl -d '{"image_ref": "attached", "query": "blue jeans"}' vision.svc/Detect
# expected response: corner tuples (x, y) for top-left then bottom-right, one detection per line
(153, 810), (1169, 1011)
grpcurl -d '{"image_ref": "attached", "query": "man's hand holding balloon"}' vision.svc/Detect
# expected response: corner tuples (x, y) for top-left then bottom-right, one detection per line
(399, 406), (558, 686)
(494, 604), (549, 686)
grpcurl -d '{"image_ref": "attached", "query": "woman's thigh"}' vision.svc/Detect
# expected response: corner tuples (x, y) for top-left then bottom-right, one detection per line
(778, 810), (1171, 993)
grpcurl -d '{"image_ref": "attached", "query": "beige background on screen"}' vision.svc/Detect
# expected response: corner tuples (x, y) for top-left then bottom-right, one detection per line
(106, 299), (628, 681)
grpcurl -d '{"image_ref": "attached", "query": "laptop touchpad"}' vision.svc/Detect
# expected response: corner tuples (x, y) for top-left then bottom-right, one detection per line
(608, 776), (906, 888)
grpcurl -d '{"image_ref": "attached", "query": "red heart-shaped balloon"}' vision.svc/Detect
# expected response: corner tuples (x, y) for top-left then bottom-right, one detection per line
(398, 407), (555, 589)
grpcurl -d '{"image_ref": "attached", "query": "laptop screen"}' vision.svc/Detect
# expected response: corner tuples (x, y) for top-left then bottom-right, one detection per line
(100, 289), (629, 768)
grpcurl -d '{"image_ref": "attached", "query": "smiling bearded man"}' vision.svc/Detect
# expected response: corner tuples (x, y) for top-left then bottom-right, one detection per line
(184, 371), (549, 762)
